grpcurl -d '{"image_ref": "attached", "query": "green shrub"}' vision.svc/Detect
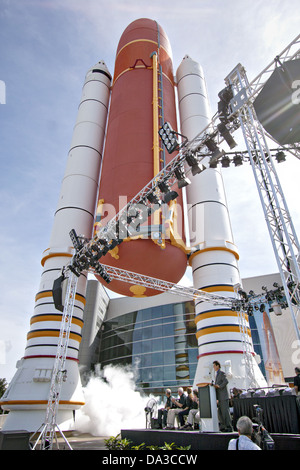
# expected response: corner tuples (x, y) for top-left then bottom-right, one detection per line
(104, 434), (132, 450)
(104, 434), (191, 451)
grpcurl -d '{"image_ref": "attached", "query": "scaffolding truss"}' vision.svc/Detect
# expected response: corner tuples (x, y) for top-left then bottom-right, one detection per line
(225, 61), (300, 342)
(31, 272), (78, 450)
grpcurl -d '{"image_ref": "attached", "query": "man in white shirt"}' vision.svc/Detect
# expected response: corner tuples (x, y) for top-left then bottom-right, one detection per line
(164, 387), (186, 429)
(228, 416), (261, 450)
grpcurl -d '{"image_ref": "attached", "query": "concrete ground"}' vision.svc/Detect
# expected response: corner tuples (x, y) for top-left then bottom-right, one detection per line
(43, 432), (109, 450)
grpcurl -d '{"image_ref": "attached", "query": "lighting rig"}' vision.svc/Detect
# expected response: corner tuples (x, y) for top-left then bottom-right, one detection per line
(235, 283), (289, 317)
(64, 80), (247, 283)
(53, 102), (249, 316)
(50, 32), (300, 307)
(211, 147), (290, 168)
(63, 106), (242, 289)
(58, 76), (299, 314)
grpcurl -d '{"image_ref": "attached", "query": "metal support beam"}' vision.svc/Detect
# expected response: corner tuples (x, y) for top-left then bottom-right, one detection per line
(93, 264), (237, 308)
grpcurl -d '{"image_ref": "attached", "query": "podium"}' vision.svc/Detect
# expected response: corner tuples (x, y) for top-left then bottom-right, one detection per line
(198, 384), (219, 432)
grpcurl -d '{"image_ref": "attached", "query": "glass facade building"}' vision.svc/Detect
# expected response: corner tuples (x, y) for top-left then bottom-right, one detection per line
(96, 297), (281, 394)
(81, 273), (292, 395)
(98, 300), (198, 394)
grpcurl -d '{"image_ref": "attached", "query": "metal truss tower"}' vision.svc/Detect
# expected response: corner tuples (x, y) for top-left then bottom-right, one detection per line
(31, 272), (78, 450)
(224, 35), (300, 341)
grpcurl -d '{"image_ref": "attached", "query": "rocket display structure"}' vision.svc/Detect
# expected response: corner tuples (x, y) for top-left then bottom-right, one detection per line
(1, 18), (267, 432)
(1, 61), (112, 431)
(93, 19), (188, 297)
(176, 56), (266, 401)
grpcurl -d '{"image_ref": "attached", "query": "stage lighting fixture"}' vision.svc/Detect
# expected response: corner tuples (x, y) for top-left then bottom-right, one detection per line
(135, 203), (152, 222)
(271, 301), (283, 316)
(233, 153), (243, 166)
(164, 190), (178, 204)
(158, 122), (179, 154)
(126, 206), (140, 224)
(205, 137), (218, 153)
(221, 155), (230, 168)
(212, 148), (226, 161)
(69, 229), (83, 252)
(174, 165), (191, 188)
(100, 245), (110, 256)
(238, 289), (248, 301)
(108, 239), (121, 250)
(247, 305), (254, 316)
(90, 243), (101, 254)
(218, 85), (234, 117)
(205, 137), (226, 166)
(209, 159), (218, 168)
(127, 205), (138, 218)
(52, 273), (68, 312)
(217, 122), (237, 149)
(185, 152), (203, 175)
(158, 180), (170, 193)
(77, 254), (89, 269)
(157, 180), (178, 203)
(275, 150), (286, 163)
(147, 192), (161, 205)
(68, 263), (81, 277)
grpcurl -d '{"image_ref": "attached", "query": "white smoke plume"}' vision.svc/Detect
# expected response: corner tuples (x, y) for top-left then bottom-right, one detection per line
(75, 364), (156, 436)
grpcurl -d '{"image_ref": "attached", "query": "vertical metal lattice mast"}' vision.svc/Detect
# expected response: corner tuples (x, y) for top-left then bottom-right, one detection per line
(32, 271), (78, 450)
(226, 63), (300, 342)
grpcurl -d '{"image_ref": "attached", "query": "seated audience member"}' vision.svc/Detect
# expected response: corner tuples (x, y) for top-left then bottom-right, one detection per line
(178, 387), (193, 427)
(229, 387), (243, 415)
(181, 389), (200, 430)
(294, 367), (300, 395)
(164, 387), (187, 429)
(157, 388), (175, 428)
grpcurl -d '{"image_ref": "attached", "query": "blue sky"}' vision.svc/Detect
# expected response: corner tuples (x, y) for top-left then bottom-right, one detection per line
(0, 0), (299, 381)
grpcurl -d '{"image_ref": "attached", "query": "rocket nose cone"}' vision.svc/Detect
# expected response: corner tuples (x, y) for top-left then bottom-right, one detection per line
(116, 18), (173, 58)
(86, 60), (112, 80)
(176, 55), (204, 82)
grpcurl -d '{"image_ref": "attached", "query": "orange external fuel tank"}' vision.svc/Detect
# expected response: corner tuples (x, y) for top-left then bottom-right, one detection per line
(94, 19), (188, 296)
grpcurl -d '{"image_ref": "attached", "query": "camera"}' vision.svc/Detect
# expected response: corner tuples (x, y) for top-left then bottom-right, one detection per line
(252, 405), (275, 450)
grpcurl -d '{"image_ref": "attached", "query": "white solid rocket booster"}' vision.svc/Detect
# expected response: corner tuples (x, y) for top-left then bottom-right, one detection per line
(176, 56), (266, 393)
(1, 62), (112, 431)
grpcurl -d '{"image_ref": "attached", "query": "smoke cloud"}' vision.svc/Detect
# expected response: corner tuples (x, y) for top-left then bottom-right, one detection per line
(75, 364), (154, 436)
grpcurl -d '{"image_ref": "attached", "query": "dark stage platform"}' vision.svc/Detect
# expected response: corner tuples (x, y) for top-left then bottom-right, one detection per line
(121, 429), (300, 451)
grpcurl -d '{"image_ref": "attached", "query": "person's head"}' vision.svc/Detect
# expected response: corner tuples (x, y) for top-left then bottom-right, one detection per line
(178, 387), (184, 396)
(165, 388), (171, 397)
(236, 416), (254, 437)
(213, 360), (221, 371)
(187, 387), (192, 395)
(295, 367), (300, 375)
